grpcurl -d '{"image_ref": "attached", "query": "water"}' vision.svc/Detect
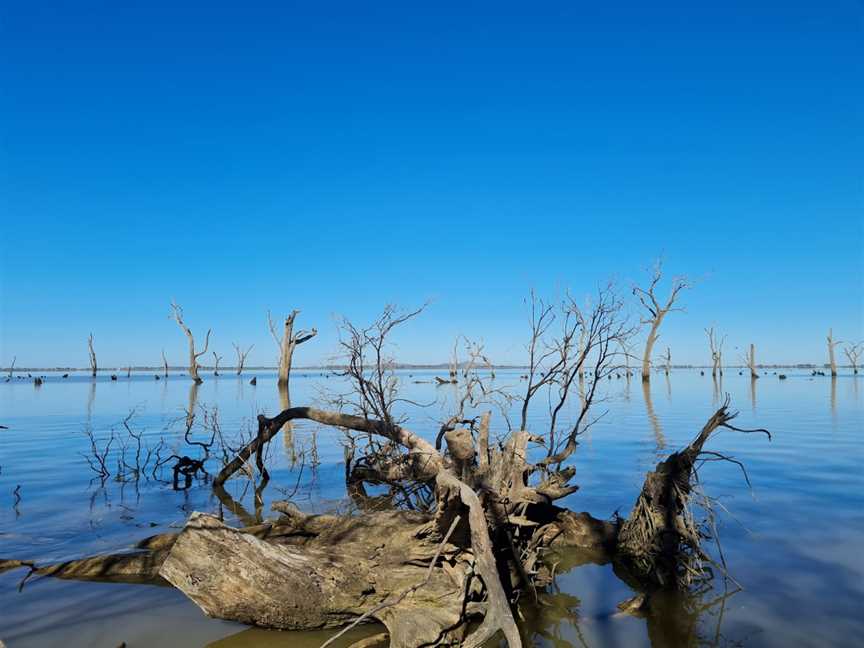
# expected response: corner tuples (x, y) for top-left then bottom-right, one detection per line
(1, 369), (862, 647)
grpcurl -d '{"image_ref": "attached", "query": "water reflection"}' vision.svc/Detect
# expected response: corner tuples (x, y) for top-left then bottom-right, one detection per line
(86, 380), (95, 422)
(187, 381), (200, 429)
(520, 549), (743, 648)
(641, 380), (666, 450)
(749, 376), (757, 412)
(711, 375), (723, 408)
(278, 382), (298, 464)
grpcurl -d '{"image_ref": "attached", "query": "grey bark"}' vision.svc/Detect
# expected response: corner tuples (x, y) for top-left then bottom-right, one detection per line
(827, 329), (842, 377)
(88, 333), (97, 377)
(633, 262), (689, 383)
(268, 310), (317, 394)
(170, 301), (210, 383)
(232, 342), (253, 375)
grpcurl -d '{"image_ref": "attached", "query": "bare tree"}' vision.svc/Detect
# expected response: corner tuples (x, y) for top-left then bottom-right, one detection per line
(212, 351), (222, 376)
(88, 333), (97, 377)
(705, 327), (726, 378)
(660, 347), (671, 375)
(633, 261), (689, 382)
(827, 328), (843, 377)
(162, 349), (169, 378)
(844, 341), (863, 374)
(518, 286), (635, 463)
(267, 310), (316, 393)
(170, 301), (211, 383)
(232, 343), (253, 375)
(7, 356), (15, 380)
(744, 343), (759, 379)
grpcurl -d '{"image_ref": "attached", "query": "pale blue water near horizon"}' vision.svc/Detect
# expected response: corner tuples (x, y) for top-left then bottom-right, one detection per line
(1, 369), (862, 647)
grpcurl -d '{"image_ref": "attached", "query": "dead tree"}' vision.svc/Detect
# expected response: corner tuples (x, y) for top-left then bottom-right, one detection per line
(267, 310), (316, 393)
(161, 349), (169, 378)
(88, 334), (97, 377)
(661, 347), (672, 375)
(7, 356), (15, 379)
(745, 343), (759, 379)
(212, 351), (222, 376)
(232, 342), (253, 375)
(633, 261), (689, 383)
(827, 329), (843, 377)
(170, 301), (210, 383)
(844, 341), (863, 374)
(705, 327), (725, 378)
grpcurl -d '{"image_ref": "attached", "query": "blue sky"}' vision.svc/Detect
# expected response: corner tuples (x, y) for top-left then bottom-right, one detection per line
(1, 1), (862, 367)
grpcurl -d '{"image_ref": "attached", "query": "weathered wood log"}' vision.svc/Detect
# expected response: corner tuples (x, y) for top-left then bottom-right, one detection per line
(159, 511), (474, 647)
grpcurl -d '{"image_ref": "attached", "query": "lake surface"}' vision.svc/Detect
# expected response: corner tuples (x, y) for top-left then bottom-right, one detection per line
(1, 369), (862, 647)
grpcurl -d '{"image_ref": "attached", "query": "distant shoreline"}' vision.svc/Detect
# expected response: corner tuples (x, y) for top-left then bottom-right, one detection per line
(1, 363), (851, 372)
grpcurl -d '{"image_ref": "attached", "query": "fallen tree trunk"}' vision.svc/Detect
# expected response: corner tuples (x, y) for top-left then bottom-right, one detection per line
(9, 399), (765, 647)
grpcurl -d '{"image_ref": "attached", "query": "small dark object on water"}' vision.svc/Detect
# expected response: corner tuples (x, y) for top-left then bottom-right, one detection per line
(62, 373), (69, 378)
(111, 374), (118, 381)
(172, 455), (206, 490)
(155, 375), (160, 380)
(739, 371), (743, 375)
(33, 377), (42, 386)
(249, 377), (257, 385)
(779, 374), (787, 380)
(700, 370), (704, 376)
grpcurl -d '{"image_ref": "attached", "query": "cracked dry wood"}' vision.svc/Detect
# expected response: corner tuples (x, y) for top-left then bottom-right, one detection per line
(159, 511), (474, 647)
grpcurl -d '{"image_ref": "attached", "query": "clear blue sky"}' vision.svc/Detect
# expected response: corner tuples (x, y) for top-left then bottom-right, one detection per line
(1, 1), (862, 368)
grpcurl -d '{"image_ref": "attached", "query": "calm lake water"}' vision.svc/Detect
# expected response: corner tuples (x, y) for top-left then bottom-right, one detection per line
(1, 369), (862, 647)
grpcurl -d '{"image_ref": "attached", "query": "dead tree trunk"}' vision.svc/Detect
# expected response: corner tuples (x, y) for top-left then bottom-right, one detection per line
(232, 342), (253, 375)
(162, 349), (169, 377)
(7, 356), (15, 379)
(633, 261), (689, 383)
(170, 301), (210, 383)
(212, 351), (222, 376)
(705, 327), (725, 378)
(618, 397), (770, 589)
(827, 329), (842, 377)
(268, 310), (316, 395)
(88, 334), (97, 377)
(746, 343), (759, 379)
